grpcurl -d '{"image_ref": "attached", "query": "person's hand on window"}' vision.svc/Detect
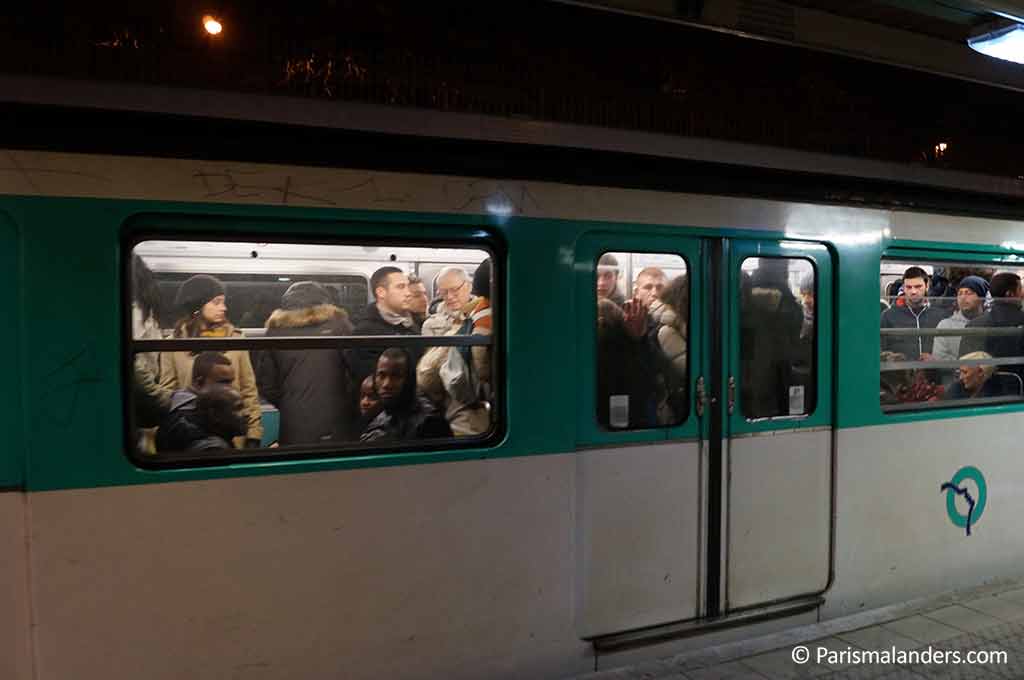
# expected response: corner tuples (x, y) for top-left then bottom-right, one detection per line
(622, 299), (646, 339)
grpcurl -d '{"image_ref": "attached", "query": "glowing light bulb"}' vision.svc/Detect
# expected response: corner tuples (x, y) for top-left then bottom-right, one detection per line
(203, 15), (223, 36)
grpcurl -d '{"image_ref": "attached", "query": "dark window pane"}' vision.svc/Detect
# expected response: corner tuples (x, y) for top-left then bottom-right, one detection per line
(740, 257), (815, 419)
(595, 251), (688, 430)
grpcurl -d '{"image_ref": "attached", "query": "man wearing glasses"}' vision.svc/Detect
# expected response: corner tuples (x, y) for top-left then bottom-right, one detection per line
(422, 267), (473, 336)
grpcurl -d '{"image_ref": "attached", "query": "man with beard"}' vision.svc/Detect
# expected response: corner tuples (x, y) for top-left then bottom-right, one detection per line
(879, 266), (947, 360)
(931, 275), (988, 362)
(360, 348), (453, 442)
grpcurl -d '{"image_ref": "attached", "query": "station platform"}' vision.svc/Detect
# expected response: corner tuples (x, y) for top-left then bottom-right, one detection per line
(569, 579), (1024, 679)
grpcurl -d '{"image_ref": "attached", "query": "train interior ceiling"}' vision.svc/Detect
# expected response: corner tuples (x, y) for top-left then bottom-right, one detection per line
(135, 240), (488, 331)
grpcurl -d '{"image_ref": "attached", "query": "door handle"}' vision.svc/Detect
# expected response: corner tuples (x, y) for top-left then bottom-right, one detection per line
(728, 376), (736, 415)
(696, 376), (706, 417)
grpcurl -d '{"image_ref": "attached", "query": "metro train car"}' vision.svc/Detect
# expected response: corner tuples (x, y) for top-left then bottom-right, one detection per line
(4, 98), (1024, 680)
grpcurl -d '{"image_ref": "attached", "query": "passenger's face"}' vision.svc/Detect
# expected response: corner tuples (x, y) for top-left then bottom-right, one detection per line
(210, 390), (247, 438)
(634, 273), (667, 308)
(903, 277), (927, 306)
(201, 295), (227, 325)
(374, 354), (408, 407)
(801, 291), (814, 313)
(596, 269), (618, 299)
(408, 282), (429, 315)
(959, 365), (985, 392)
(957, 288), (982, 315)
(437, 272), (470, 312)
(359, 377), (382, 417)
(196, 363), (236, 390)
(378, 273), (411, 313)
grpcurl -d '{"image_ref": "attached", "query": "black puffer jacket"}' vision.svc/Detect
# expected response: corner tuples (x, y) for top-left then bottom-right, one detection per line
(347, 303), (422, 384)
(960, 301), (1024, 368)
(360, 396), (453, 443)
(257, 296), (357, 446)
(359, 346), (452, 443)
(156, 389), (231, 453)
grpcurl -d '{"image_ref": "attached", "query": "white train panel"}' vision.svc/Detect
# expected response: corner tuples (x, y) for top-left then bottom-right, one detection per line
(27, 456), (589, 680)
(576, 441), (702, 637)
(0, 492), (32, 680)
(827, 413), (1024, 619)
(726, 429), (831, 610)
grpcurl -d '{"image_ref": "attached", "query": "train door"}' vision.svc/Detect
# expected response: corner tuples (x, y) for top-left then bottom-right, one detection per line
(575, 233), (832, 641)
(715, 239), (833, 614)
(574, 233), (705, 638)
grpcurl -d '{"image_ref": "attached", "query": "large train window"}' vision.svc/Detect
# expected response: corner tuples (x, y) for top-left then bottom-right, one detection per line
(595, 252), (689, 429)
(739, 257), (816, 419)
(880, 259), (1024, 411)
(127, 239), (498, 464)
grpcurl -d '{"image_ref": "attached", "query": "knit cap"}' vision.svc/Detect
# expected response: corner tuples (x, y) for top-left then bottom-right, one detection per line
(174, 274), (226, 315)
(957, 275), (989, 298)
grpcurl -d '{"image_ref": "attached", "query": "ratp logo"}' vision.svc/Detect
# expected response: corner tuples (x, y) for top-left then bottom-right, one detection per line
(941, 466), (987, 536)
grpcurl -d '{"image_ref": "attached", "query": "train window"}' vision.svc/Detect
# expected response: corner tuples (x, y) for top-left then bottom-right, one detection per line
(128, 239), (497, 463)
(880, 260), (1024, 411)
(595, 252), (689, 430)
(739, 257), (816, 419)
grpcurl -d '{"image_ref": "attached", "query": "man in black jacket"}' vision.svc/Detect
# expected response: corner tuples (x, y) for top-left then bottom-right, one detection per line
(360, 348), (452, 443)
(960, 272), (1024, 375)
(187, 385), (248, 452)
(348, 266), (421, 384)
(156, 352), (236, 452)
(880, 266), (948, 360)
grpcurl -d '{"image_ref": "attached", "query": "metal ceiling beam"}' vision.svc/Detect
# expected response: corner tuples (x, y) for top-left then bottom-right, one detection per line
(967, 1), (1024, 22)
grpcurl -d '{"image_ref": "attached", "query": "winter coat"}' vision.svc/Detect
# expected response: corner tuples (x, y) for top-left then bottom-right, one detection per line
(131, 303), (171, 442)
(347, 303), (422, 384)
(960, 301), (1024, 363)
(359, 396), (453, 443)
(740, 284), (807, 418)
(257, 304), (357, 445)
(465, 297), (493, 400)
(879, 302), (948, 360)
(157, 322), (263, 443)
(945, 375), (1005, 400)
(647, 298), (687, 425)
(416, 298), (490, 436)
(931, 310), (971, 362)
(597, 323), (660, 429)
(155, 389), (234, 453)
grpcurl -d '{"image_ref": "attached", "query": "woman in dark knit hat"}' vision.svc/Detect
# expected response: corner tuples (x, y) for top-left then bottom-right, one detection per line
(158, 274), (263, 448)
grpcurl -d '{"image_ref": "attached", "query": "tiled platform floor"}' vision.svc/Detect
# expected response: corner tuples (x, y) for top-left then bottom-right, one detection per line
(571, 581), (1024, 679)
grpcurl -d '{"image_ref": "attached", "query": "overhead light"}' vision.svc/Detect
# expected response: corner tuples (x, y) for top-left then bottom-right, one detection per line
(203, 15), (223, 36)
(968, 24), (1024, 64)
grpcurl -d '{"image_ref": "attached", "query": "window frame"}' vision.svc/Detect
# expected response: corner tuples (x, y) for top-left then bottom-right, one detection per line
(593, 248), (692, 433)
(736, 254), (819, 422)
(575, 231), (702, 449)
(122, 221), (505, 470)
(725, 239), (833, 437)
(879, 249), (1024, 417)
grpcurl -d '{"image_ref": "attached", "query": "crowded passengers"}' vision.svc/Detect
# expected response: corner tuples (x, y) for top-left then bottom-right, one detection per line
(880, 266), (1024, 405)
(130, 256), (493, 454)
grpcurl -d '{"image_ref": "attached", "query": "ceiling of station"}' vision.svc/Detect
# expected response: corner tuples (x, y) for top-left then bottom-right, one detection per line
(560, 0), (1024, 90)
(785, 0), (991, 40)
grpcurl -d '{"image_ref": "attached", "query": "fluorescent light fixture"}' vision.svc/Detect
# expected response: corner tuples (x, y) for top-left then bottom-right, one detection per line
(968, 24), (1024, 64)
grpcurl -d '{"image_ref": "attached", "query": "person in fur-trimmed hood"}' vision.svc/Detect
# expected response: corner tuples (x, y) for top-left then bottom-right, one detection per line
(256, 281), (358, 446)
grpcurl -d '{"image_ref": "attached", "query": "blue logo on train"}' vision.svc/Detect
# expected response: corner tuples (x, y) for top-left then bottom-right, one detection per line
(941, 466), (986, 536)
